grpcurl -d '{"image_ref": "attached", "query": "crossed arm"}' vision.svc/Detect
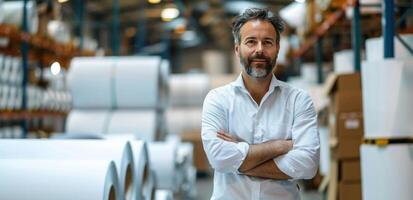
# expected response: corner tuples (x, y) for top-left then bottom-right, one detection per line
(217, 131), (292, 180)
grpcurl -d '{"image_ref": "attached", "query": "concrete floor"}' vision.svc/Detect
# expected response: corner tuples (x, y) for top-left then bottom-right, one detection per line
(195, 173), (324, 200)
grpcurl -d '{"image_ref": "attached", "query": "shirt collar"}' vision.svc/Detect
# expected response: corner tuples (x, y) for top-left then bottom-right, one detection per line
(232, 72), (281, 91)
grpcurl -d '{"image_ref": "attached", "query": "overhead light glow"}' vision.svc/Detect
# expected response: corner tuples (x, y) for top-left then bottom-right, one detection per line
(148, 0), (161, 4)
(161, 7), (180, 22)
(295, 0), (306, 3)
(51, 62), (61, 75)
(58, 0), (69, 3)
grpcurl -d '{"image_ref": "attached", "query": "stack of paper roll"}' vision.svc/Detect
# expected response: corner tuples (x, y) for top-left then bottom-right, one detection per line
(333, 49), (355, 74)
(361, 144), (413, 200)
(0, 159), (122, 200)
(0, 0), (4, 24)
(107, 110), (161, 141)
(68, 56), (169, 110)
(361, 59), (413, 138)
(0, 126), (24, 139)
(2, 1), (38, 34)
(166, 107), (202, 135)
(365, 34), (413, 61)
(0, 139), (136, 200)
(67, 56), (169, 140)
(169, 73), (210, 107)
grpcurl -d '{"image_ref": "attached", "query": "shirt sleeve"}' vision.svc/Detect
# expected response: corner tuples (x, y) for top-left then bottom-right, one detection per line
(274, 91), (320, 179)
(201, 89), (249, 173)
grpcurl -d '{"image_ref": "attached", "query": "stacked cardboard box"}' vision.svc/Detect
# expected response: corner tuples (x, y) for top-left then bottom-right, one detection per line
(325, 73), (363, 200)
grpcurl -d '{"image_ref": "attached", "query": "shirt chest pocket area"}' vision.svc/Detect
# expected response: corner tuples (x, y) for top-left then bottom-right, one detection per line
(266, 122), (293, 141)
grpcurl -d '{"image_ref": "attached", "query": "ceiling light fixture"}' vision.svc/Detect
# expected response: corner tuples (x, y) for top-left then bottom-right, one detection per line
(161, 5), (179, 22)
(148, 0), (161, 4)
(50, 62), (61, 75)
(57, 0), (69, 3)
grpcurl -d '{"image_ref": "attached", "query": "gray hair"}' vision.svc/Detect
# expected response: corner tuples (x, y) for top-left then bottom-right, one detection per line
(232, 8), (284, 44)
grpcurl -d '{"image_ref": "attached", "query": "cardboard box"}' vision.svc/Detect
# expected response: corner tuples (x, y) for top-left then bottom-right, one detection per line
(340, 160), (361, 182)
(339, 182), (361, 200)
(337, 138), (361, 159)
(337, 112), (363, 140)
(181, 131), (210, 172)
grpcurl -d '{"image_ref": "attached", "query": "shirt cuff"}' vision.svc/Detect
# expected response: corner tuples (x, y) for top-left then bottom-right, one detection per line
(235, 141), (249, 173)
(273, 153), (298, 179)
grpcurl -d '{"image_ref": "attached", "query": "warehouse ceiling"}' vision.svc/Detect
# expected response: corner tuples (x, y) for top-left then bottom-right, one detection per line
(57, 0), (295, 52)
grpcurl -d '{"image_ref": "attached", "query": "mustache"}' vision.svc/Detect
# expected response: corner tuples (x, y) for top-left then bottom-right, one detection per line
(248, 55), (271, 63)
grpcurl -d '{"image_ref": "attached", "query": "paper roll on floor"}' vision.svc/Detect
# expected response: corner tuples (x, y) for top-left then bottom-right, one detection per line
(148, 141), (178, 191)
(0, 159), (121, 200)
(66, 110), (111, 134)
(107, 110), (159, 141)
(68, 57), (113, 109)
(0, 139), (134, 200)
(361, 144), (413, 200)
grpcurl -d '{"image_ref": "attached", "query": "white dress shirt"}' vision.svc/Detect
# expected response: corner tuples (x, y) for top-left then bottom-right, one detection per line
(201, 73), (320, 200)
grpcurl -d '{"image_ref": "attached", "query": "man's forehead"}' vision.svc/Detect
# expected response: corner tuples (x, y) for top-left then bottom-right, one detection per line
(239, 20), (277, 39)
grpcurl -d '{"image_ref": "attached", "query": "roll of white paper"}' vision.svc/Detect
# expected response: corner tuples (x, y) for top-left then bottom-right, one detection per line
(6, 86), (17, 110)
(366, 34), (413, 61)
(362, 59), (413, 138)
(166, 107), (202, 135)
(0, 159), (122, 200)
(148, 141), (178, 191)
(2, 1), (38, 34)
(68, 57), (113, 109)
(1, 56), (12, 83)
(169, 74), (210, 107)
(66, 110), (111, 134)
(333, 49), (356, 74)
(0, 85), (8, 110)
(361, 144), (413, 200)
(0, 139), (134, 200)
(154, 190), (173, 200)
(129, 140), (152, 200)
(210, 74), (237, 89)
(107, 110), (158, 141)
(114, 56), (162, 109)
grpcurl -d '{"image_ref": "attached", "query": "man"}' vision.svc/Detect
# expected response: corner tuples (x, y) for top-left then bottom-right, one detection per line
(201, 8), (320, 200)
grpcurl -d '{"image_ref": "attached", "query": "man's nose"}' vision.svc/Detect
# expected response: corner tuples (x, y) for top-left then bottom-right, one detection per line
(255, 42), (264, 54)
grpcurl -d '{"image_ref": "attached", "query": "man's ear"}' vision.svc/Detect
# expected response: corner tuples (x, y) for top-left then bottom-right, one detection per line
(234, 44), (240, 57)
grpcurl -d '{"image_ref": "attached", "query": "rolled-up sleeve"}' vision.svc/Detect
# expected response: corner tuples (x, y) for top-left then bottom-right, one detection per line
(201, 90), (249, 173)
(274, 92), (320, 179)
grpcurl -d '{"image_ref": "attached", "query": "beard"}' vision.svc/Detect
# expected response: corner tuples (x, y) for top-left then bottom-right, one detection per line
(239, 53), (276, 79)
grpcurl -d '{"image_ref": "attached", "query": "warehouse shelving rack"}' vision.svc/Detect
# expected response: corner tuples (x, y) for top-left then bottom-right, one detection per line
(0, 1), (93, 138)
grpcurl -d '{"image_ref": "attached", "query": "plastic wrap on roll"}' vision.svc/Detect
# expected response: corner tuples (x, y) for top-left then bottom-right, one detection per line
(166, 107), (202, 135)
(66, 110), (111, 134)
(366, 34), (413, 61)
(169, 74), (210, 107)
(0, 139), (134, 200)
(361, 144), (413, 200)
(0, 159), (121, 200)
(2, 1), (38, 34)
(68, 57), (113, 109)
(107, 110), (159, 141)
(148, 141), (178, 191)
(115, 56), (163, 109)
(361, 59), (413, 138)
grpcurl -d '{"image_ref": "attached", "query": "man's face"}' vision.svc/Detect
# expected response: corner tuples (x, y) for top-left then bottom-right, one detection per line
(235, 20), (279, 79)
